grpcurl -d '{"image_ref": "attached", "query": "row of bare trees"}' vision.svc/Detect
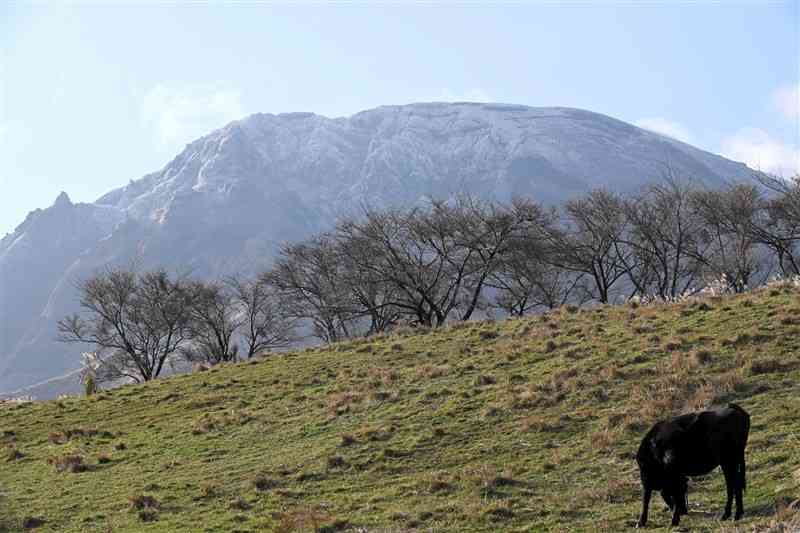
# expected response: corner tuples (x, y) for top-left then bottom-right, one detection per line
(59, 175), (799, 384)
(58, 270), (295, 384)
(267, 175), (799, 332)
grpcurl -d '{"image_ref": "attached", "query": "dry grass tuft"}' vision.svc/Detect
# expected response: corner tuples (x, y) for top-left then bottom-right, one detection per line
(747, 358), (786, 375)
(585, 476), (637, 504)
(129, 493), (160, 510)
(48, 431), (67, 445)
(415, 364), (450, 380)
(368, 367), (399, 388)
(520, 414), (562, 433)
(199, 481), (221, 499)
(274, 508), (348, 533)
(424, 471), (455, 493)
(327, 390), (363, 416)
(229, 496), (252, 511)
(47, 454), (87, 473)
(591, 427), (619, 451)
(357, 425), (393, 442)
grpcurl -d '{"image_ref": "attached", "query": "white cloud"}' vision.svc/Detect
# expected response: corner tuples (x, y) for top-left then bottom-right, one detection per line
(634, 117), (693, 144)
(721, 127), (799, 176)
(142, 83), (244, 152)
(773, 83), (799, 120)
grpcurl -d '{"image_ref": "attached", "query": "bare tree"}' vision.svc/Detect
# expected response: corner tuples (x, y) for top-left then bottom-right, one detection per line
(756, 173), (800, 226)
(748, 175), (800, 276)
(692, 185), (766, 292)
(489, 236), (589, 316)
(335, 208), (451, 328)
(447, 196), (551, 320)
(337, 245), (402, 335)
(544, 189), (631, 304)
(58, 267), (192, 383)
(228, 275), (296, 358)
(621, 179), (708, 299)
(265, 235), (356, 343)
(183, 280), (242, 365)
(335, 204), (476, 328)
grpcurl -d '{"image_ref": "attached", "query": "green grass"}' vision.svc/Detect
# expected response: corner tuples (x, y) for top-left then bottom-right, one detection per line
(1, 285), (799, 532)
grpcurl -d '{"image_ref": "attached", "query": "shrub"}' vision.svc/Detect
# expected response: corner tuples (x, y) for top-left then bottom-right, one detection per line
(690, 349), (713, 366)
(5, 445), (23, 462)
(229, 496), (252, 510)
(747, 358), (784, 375)
(252, 473), (280, 491)
(84, 373), (97, 397)
(478, 329), (499, 340)
(473, 374), (496, 386)
(327, 455), (346, 469)
(22, 516), (45, 529)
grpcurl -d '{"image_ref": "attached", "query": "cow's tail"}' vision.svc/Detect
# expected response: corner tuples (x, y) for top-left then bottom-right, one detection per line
(729, 403), (750, 492)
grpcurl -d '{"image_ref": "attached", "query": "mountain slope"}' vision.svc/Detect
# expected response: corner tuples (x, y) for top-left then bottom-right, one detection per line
(0, 103), (758, 393)
(1, 284), (798, 532)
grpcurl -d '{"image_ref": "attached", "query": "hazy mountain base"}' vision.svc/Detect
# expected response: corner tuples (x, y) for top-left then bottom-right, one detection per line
(0, 103), (758, 393)
(1, 282), (798, 532)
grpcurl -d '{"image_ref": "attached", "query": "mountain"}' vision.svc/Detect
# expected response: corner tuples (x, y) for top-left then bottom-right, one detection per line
(0, 103), (757, 394)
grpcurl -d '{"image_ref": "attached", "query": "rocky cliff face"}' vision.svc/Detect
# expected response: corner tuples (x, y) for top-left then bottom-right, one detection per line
(0, 103), (756, 394)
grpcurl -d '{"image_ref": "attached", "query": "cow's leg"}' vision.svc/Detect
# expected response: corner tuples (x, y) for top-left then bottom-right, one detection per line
(734, 453), (746, 520)
(720, 462), (736, 520)
(677, 477), (689, 516)
(637, 486), (652, 528)
(671, 505), (681, 527)
(661, 490), (674, 512)
(670, 479), (685, 526)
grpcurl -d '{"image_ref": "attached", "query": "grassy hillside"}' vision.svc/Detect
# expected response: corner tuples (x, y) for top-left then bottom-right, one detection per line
(1, 284), (799, 532)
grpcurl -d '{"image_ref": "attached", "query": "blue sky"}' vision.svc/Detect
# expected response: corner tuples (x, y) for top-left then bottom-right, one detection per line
(1, 1), (798, 235)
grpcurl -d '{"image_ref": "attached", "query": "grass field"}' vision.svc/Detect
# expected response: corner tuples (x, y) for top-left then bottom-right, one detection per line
(1, 284), (799, 532)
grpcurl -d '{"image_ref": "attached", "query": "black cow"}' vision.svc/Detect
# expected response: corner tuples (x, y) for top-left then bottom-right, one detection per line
(635, 403), (750, 527)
